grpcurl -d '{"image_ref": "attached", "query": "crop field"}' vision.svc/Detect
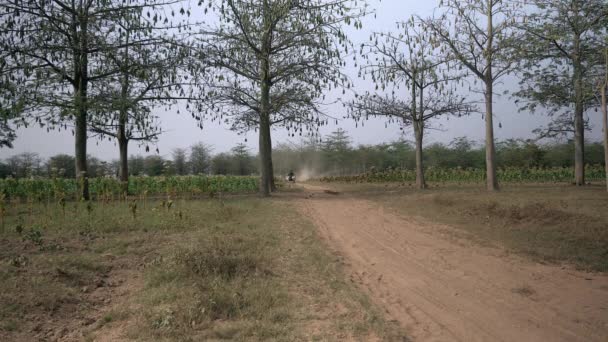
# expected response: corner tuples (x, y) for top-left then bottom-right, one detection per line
(319, 165), (607, 184)
(0, 175), (259, 202)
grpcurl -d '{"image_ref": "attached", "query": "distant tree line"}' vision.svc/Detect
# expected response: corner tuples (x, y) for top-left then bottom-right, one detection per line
(1, 0), (607, 194)
(0, 130), (605, 180)
(272, 130), (607, 177)
(0, 143), (256, 179)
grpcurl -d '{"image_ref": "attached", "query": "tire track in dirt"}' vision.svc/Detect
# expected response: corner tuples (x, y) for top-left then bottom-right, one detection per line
(296, 184), (608, 342)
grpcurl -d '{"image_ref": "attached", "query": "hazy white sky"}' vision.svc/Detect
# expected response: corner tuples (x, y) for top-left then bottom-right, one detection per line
(1, 0), (603, 161)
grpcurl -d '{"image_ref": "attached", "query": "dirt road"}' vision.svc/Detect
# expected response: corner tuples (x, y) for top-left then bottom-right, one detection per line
(296, 184), (608, 342)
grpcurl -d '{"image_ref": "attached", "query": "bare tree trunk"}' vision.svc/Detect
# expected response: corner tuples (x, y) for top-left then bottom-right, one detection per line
(75, 105), (89, 200)
(74, 15), (89, 200)
(602, 83), (607, 192)
(413, 120), (426, 189)
(118, 27), (130, 195)
(601, 47), (608, 191)
(118, 128), (129, 195)
(258, 114), (272, 196)
(573, 35), (585, 186)
(484, 81), (499, 191)
(413, 74), (426, 190)
(258, 0), (272, 196)
(267, 128), (276, 191)
(258, 54), (272, 196)
(484, 2), (498, 191)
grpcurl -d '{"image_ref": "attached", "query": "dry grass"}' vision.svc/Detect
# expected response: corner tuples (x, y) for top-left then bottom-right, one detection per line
(320, 182), (608, 272)
(0, 196), (404, 341)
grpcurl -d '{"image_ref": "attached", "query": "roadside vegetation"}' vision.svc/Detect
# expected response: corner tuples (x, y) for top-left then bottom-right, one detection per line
(0, 197), (404, 341)
(320, 182), (608, 272)
(0, 175), (258, 201)
(319, 166), (606, 184)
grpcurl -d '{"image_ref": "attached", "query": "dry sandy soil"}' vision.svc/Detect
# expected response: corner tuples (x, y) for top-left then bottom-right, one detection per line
(296, 184), (608, 342)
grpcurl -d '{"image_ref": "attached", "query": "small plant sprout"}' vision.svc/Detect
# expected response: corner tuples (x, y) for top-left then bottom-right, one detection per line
(23, 227), (43, 246)
(86, 201), (94, 216)
(58, 195), (66, 218)
(0, 193), (6, 231)
(129, 200), (137, 220)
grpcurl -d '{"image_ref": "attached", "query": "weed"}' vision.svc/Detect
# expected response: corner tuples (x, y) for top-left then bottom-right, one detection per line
(0, 193), (6, 232)
(128, 200), (137, 219)
(8, 255), (28, 268)
(175, 243), (263, 280)
(102, 313), (113, 324)
(23, 227), (43, 246)
(1, 319), (18, 332)
(152, 308), (175, 330)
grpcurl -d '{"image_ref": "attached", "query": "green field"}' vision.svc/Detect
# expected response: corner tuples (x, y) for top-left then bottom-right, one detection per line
(319, 165), (606, 184)
(0, 175), (259, 202)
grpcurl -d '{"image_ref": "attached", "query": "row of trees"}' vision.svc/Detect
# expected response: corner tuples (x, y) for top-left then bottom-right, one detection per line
(272, 131), (608, 178)
(0, 152), (113, 179)
(1, 0), (607, 195)
(3, 133), (605, 180)
(0, 0), (366, 197)
(0, 0), (204, 197)
(349, 0), (608, 190)
(0, 142), (256, 178)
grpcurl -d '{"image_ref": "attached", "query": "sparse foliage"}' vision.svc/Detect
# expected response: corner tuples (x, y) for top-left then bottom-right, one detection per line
(172, 148), (189, 175)
(516, 0), (608, 186)
(189, 142), (212, 175)
(422, 0), (523, 191)
(350, 18), (472, 189)
(0, 0), (129, 198)
(195, 0), (367, 195)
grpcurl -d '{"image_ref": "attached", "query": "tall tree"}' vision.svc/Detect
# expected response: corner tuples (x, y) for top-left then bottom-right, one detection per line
(172, 148), (189, 175)
(600, 47), (608, 191)
(88, 2), (201, 193)
(516, 0), (608, 186)
(211, 153), (231, 175)
(189, 142), (212, 175)
(0, 0), (132, 199)
(350, 18), (472, 189)
(423, 0), (522, 191)
(196, 0), (366, 196)
(47, 154), (76, 178)
(322, 128), (352, 175)
(128, 154), (145, 176)
(143, 155), (164, 176)
(231, 143), (255, 176)
(6, 152), (42, 178)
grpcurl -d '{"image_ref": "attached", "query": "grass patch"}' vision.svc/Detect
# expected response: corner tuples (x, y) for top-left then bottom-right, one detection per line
(0, 196), (403, 341)
(132, 198), (403, 341)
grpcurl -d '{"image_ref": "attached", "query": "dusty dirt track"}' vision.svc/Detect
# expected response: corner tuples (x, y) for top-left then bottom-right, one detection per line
(296, 184), (608, 342)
